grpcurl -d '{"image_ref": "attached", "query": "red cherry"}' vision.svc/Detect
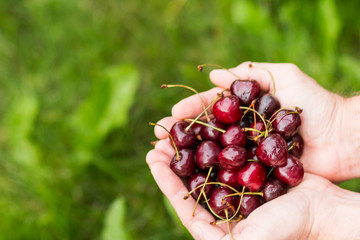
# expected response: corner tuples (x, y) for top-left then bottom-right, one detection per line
(238, 162), (267, 192)
(187, 173), (215, 200)
(209, 186), (237, 218)
(287, 134), (304, 158)
(170, 121), (197, 149)
(200, 119), (226, 142)
(238, 195), (261, 217)
(195, 141), (222, 169)
(274, 155), (304, 187)
(170, 149), (195, 177)
(262, 178), (287, 201)
(220, 125), (247, 147)
(272, 110), (301, 139)
(213, 96), (243, 124)
(230, 80), (261, 106)
(255, 94), (280, 119)
(218, 145), (247, 171)
(217, 169), (241, 189)
(256, 133), (288, 166)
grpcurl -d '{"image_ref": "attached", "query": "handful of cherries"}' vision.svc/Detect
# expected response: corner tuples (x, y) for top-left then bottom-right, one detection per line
(150, 64), (304, 236)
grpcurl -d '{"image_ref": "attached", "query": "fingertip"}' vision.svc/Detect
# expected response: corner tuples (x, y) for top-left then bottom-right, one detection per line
(154, 117), (177, 139)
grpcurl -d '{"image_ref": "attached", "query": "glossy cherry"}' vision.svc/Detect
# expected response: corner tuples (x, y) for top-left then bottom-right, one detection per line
(200, 119), (226, 142)
(191, 122), (203, 137)
(195, 141), (222, 169)
(238, 195), (261, 217)
(187, 173), (215, 200)
(274, 155), (304, 186)
(220, 125), (247, 147)
(262, 178), (287, 201)
(209, 186), (237, 218)
(255, 94), (280, 119)
(217, 169), (241, 189)
(256, 133), (288, 166)
(170, 149), (195, 177)
(238, 161), (267, 192)
(213, 96), (243, 124)
(230, 80), (261, 106)
(170, 121), (197, 149)
(218, 145), (247, 171)
(272, 110), (301, 139)
(287, 134), (304, 158)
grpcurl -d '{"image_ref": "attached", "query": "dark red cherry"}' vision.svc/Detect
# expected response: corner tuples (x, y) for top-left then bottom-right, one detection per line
(230, 80), (261, 106)
(272, 110), (301, 139)
(238, 195), (261, 217)
(200, 119), (227, 142)
(219, 145), (247, 171)
(238, 162), (267, 192)
(170, 149), (195, 177)
(170, 121), (197, 149)
(213, 96), (243, 124)
(188, 173), (215, 200)
(287, 134), (304, 158)
(262, 178), (287, 201)
(255, 94), (280, 119)
(217, 169), (240, 189)
(209, 186), (237, 218)
(220, 125), (247, 147)
(195, 141), (222, 169)
(247, 146), (258, 160)
(248, 121), (266, 143)
(256, 133), (288, 166)
(274, 155), (304, 187)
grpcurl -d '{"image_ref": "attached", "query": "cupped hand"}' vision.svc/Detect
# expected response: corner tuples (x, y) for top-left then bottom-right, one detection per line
(146, 141), (360, 240)
(155, 62), (359, 181)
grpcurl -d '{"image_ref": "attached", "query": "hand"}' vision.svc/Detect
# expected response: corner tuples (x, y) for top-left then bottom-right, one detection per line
(154, 62), (360, 181)
(146, 143), (360, 240)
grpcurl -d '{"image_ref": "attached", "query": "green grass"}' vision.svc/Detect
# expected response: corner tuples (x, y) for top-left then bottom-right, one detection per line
(0, 0), (359, 239)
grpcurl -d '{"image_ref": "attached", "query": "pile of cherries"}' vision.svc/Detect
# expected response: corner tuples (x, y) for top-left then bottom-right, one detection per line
(153, 66), (304, 227)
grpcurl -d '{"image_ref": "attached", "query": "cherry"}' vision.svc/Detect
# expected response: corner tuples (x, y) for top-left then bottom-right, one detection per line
(200, 119), (226, 142)
(238, 161), (267, 192)
(218, 145), (247, 171)
(209, 186), (237, 218)
(274, 155), (304, 187)
(272, 110), (301, 139)
(256, 133), (288, 166)
(187, 173), (215, 200)
(191, 122), (203, 137)
(230, 80), (261, 106)
(195, 141), (222, 169)
(220, 125), (247, 147)
(255, 94), (280, 119)
(262, 178), (287, 201)
(287, 134), (304, 158)
(170, 149), (195, 177)
(238, 195), (261, 217)
(213, 96), (243, 124)
(217, 169), (241, 189)
(170, 121), (197, 149)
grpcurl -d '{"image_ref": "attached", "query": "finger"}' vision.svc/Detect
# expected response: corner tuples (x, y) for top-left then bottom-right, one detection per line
(154, 139), (175, 158)
(172, 87), (225, 119)
(209, 61), (286, 93)
(154, 116), (177, 139)
(146, 150), (225, 238)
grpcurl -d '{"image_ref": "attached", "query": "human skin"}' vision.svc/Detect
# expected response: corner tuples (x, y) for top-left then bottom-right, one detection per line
(154, 62), (360, 182)
(147, 62), (360, 239)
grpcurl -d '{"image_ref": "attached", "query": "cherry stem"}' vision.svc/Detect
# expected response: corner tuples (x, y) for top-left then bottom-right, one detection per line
(247, 159), (259, 162)
(149, 122), (180, 160)
(268, 106), (303, 125)
(184, 119), (226, 133)
(222, 191), (264, 199)
(288, 141), (298, 151)
(162, 84), (210, 122)
(201, 190), (227, 221)
(267, 167), (275, 178)
(242, 127), (264, 135)
(225, 209), (234, 240)
(249, 63), (276, 96)
(193, 166), (213, 217)
(150, 140), (159, 146)
(213, 216), (242, 225)
(239, 106), (269, 137)
(198, 64), (241, 80)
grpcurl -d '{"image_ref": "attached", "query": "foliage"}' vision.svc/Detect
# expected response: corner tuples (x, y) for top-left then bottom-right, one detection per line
(0, 0), (359, 239)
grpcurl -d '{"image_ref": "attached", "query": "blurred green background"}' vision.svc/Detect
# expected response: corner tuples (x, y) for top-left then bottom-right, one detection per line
(0, 0), (360, 239)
